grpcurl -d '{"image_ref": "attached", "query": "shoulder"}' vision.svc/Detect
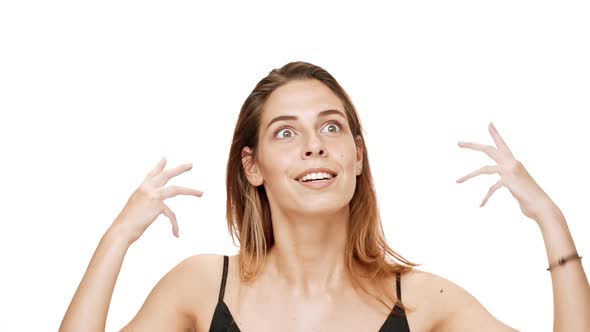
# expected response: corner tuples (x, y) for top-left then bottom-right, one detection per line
(177, 254), (234, 328)
(399, 268), (517, 332)
(153, 254), (230, 321)
(162, 253), (229, 303)
(121, 253), (226, 331)
(171, 253), (225, 286)
(389, 268), (449, 331)
(399, 268), (461, 304)
(171, 253), (226, 310)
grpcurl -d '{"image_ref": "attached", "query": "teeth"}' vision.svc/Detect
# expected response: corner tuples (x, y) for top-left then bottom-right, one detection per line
(299, 172), (334, 182)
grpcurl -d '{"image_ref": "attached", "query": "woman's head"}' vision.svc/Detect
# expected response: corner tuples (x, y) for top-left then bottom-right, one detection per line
(226, 62), (417, 310)
(227, 62), (369, 253)
(242, 78), (363, 219)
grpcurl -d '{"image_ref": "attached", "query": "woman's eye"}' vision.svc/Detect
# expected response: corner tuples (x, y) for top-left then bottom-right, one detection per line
(275, 128), (295, 139)
(322, 122), (342, 133)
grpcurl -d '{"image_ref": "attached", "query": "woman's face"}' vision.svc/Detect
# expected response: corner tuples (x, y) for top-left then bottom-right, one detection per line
(244, 79), (363, 217)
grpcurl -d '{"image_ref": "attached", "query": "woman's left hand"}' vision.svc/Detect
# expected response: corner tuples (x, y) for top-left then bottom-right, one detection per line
(455, 122), (559, 224)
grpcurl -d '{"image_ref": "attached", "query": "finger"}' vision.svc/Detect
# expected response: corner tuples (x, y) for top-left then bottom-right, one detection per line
(488, 122), (514, 157)
(480, 180), (503, 207)
(158, 163), (194, 185)
(456, 165), (498, 183)
(146, 157), (167, 179)
(160, 185), (204, 200)
(162, 203), (179, 237)
(457, 141), (500, 162)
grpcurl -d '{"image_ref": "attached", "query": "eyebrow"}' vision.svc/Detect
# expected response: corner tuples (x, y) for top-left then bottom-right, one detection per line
(265, 109), (346, 131)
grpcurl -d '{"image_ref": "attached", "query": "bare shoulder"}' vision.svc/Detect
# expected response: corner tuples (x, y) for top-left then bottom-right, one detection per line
(174, 253), (225, 295)
(391, 268), (448, 332)
(173, 254), (227, 324)
(400, 268), (518, 332)
(121, 253), (225, 331)
(183, 254), (240, 330)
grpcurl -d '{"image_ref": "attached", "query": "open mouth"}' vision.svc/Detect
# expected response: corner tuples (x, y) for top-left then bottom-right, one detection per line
(295, 172), (337, 190)
(296, 171), (337, 182)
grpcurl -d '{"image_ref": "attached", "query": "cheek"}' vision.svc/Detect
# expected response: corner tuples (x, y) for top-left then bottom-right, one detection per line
(335, 144), (357, 167)
(259, 146), (294, 177)
(338, 153), (350, 166)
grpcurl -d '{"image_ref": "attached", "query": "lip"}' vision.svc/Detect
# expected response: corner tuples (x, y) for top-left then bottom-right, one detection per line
(294, 167), (338, 181)
(295, 176), (337, 190)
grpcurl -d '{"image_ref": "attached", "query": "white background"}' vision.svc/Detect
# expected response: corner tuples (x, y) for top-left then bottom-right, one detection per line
(1, 1), (589, 331)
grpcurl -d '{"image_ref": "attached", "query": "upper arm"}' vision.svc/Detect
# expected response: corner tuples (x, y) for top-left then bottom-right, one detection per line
(432, 275), (519, 332)
(120, 254), (219, 332)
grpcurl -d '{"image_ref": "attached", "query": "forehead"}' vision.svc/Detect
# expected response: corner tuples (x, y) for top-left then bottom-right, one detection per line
(261, 79), (344, 122)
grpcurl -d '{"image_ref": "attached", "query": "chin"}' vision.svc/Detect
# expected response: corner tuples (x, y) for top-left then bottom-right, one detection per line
(293, 199), (349, 217)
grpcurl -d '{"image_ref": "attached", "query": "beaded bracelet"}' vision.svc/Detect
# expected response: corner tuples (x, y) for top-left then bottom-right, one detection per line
(546, 253), (583, 271)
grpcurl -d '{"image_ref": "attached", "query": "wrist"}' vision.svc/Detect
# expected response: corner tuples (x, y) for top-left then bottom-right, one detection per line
(105, 221), (138, 247)
(534, 202), (564, 228)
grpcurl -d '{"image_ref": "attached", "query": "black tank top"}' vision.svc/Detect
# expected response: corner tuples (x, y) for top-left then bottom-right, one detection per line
(209, 255), (411, 332)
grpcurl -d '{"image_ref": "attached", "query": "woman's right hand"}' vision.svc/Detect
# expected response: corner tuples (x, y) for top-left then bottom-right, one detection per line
(110, 156), (203, 245)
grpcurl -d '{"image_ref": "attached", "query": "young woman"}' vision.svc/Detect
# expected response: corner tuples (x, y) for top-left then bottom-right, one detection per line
(59, 61), (589, 331)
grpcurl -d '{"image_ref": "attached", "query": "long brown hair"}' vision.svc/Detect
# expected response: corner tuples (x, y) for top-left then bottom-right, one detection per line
(226, 61), (419, 314)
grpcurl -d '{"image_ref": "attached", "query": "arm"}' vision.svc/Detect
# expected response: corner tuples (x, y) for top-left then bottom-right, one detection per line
(59, 225), (132, 331)
(445, 122), (590, 331)
(432, 277), (519, 332)
(59, 157), (203, 331)
(537, 207), (589, 331)
(436, 206), (589, 332)
(60, 224), (197, 331)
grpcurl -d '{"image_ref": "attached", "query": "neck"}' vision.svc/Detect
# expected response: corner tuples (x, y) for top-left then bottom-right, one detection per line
(265, 206), (352, 299)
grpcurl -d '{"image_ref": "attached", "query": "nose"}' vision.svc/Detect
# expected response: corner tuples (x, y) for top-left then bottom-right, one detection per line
(303, 133), (327, 158)
(305, 148), (325, 157)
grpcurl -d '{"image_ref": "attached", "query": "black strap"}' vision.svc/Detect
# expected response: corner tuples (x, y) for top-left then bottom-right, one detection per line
(218, 255), (229, 302)
(395, 272), (402, 301)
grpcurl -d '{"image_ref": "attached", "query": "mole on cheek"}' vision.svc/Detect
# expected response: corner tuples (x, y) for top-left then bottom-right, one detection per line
(440, 289), (444, 294)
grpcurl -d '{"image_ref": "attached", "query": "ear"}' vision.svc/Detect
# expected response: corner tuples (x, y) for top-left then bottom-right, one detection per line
(355, 135), (364, 176)
(241, 146), (264, 186)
